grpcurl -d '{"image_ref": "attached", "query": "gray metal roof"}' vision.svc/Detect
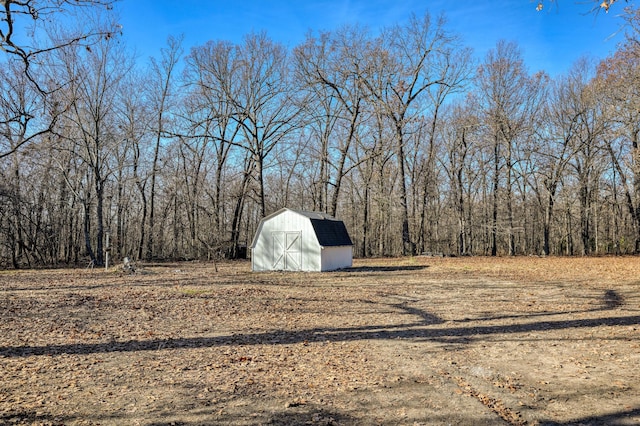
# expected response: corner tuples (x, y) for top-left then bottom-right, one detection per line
(291, 209), (352, 246)
(309, 217), (353, 247)
(250, 208), (353, 248)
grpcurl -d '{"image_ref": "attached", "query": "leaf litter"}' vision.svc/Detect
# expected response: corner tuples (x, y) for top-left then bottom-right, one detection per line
(1, 256), (639, 425)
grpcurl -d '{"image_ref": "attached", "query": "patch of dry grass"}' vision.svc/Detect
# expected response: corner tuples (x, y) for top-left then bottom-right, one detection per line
(1, 256), (639, 425)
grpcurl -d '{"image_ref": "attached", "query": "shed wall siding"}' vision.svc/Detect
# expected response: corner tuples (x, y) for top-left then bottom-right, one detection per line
(252, 210), (322, 271)
(320, 246), (353, 271)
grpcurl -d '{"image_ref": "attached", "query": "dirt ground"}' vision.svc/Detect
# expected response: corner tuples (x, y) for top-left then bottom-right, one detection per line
(1, 256), (639, 426)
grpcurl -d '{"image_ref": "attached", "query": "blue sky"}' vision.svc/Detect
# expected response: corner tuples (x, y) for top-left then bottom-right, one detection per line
(117, 0), (628, 77)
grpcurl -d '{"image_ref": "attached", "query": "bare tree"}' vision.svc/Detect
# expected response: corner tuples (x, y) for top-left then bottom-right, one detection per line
(293, 26), (369, 216)
(1, 0), (119, 93)
(0, 59), (50, 266)
(184, 39), (253, 258)
(440, 102), (482, 255)
(0, 58), (57, 159)
(145, 35), (182, 260)
(528, 69), (585, 255)
(359, 13), (462, 255)
(184, 34), (300, 257)
(184, 40), (241, 248)
(535, 0), (625, 12)
(563, 58), (607, 254)
(475, 40), (541, 255)
(116, 67), (150, 260)
(597, 44), (640, 251)
(230, 32), (302, 218)
(51, 29), (130, 266)
(413, 45), (472, 254)
(7, 5), (640, 267)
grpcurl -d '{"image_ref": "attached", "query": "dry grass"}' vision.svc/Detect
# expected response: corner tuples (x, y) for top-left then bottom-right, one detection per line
(1, 256), (639, 425)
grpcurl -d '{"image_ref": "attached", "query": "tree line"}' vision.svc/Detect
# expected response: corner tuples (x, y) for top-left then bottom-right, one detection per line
(2, 2), (640, 267)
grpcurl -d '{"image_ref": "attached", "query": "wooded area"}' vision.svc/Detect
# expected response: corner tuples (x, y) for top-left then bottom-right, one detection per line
(2, 1), (640, 267)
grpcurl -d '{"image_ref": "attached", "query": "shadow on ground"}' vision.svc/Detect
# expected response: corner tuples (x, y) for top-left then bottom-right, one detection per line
(2, 310), (638, 357)
(344, 265), (428, 272)
(540, 406), (640, 425)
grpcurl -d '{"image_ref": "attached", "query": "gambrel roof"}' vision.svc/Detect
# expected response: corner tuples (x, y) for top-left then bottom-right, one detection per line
(250, 208), (353, 248)
(299, 211), (353, 247)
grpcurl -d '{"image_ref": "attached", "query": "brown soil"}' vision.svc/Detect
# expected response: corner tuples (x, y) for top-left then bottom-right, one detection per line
(1, 256), (639, 425)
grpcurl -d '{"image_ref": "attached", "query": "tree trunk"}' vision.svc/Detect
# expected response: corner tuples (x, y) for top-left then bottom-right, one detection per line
(257, 152), (266, 218)
(492, 135), (500, 256)
(543, 191), (554, 256)
(146, 137), (161, 260)
(231, 156), (254, 259)
(580, 183), (590, 255)
(83, 200), (96, 265)
(506, 155), (515, 255)
(396, 123), (414, 255)
(94, 169), (105, 266)
(136, 187), (147, 261)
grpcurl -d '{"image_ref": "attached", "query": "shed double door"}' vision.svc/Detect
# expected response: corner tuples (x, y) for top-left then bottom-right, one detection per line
(272, 231), (302, 271)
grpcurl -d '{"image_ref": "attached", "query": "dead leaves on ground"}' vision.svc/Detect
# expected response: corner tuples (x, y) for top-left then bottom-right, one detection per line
(1, 258), (640, 425)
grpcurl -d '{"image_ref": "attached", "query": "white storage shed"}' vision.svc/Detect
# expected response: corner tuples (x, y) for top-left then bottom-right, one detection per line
(250, 208), (353, 272)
